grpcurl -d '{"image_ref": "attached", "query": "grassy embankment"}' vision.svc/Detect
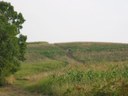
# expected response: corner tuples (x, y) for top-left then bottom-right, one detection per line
(1, 42), (128, 96)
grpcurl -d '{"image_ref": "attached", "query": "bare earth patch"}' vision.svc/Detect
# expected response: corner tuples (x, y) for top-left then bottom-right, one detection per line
(0, 85), (38, 96)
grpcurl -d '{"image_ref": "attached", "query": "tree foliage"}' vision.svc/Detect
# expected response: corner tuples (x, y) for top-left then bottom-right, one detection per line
(0, 1), (27, 85)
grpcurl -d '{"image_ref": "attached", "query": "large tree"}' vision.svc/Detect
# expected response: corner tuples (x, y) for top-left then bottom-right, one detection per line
(0, 1), (27, 85)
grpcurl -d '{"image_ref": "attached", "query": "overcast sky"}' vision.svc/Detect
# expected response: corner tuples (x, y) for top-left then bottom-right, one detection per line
(4, 0), (128, 43)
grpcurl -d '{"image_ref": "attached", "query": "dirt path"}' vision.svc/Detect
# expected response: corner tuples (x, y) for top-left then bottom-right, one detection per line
(0, 85), (39, 96)
(0, 70), (63, 96)
(0, 64), (70, 96)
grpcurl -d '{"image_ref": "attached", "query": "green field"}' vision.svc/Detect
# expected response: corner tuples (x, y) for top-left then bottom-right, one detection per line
(0, 42), (128, 96)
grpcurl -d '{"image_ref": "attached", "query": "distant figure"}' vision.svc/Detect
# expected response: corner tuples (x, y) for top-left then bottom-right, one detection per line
(67, 48), (73, 57)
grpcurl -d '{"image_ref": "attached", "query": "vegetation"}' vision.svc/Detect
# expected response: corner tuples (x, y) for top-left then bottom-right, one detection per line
(0, 1), (27, 85)
(0, 2), (128, 96)
(0, 42), (126, 96)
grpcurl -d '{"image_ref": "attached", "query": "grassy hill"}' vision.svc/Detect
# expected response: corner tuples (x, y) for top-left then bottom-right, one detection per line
(1, 42), (128, 96)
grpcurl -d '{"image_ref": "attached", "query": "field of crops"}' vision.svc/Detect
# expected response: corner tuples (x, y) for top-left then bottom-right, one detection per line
(1, 42), (128, 96)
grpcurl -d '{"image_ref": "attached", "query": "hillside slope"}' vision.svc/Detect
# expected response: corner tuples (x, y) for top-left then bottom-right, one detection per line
(1, 42), (128, 96)
(26, 42), (128, 64)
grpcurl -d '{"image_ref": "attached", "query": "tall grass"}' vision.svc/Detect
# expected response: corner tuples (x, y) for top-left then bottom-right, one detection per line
(13, 42), (128, 96)
(23, 61), (128, 96)
(15, 59), (67, 79)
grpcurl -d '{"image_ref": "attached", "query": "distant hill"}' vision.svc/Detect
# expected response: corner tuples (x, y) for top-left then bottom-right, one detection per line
(26, 42), (128, 64)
